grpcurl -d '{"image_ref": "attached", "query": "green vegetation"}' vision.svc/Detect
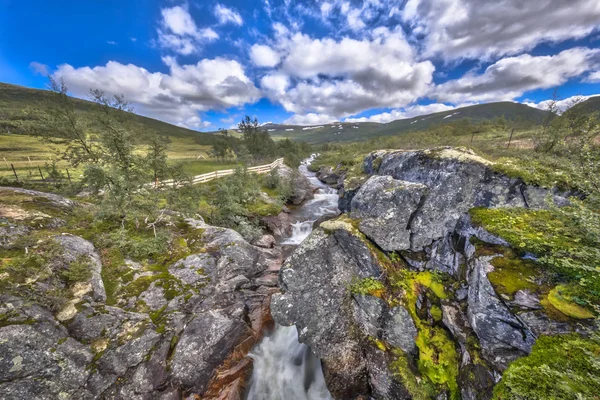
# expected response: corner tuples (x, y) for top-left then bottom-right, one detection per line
(493, 334), (600, 400)
(350, 277), (386, 297)
(60, 254), (92, 284)
(470, 206), (600, 317)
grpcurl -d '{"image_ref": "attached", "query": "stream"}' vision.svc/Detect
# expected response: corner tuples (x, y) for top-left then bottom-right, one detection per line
(245, 155), (338, 400)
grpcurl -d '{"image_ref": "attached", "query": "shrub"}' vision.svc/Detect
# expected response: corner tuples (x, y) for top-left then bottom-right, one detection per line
(61, 254), (93, 284)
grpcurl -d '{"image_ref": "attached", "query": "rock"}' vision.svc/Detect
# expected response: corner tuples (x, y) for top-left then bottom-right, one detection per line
(0, 186), (76, 209)
(262, 211), (292, 240)
(271, 226), (384, 398)
(316, 166), (342, 186)
(171, 306), (252, 394)
(252, 234), (276, 248)
(169, 253), (214, 286)
(312, 213), (339, 229)
(55, 234), (106, 302)
(382, 306), (418, 355)
(350, 175), (428, 251)
(0, 224), (29, 249)
(467, 257), (535, 370)
(510, 290), (541, 310)
(275, 165), (314, 205)
(347, 147), (568, 251)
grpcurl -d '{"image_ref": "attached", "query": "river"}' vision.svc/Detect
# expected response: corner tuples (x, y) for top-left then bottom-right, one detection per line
(245, 155), (338, 400)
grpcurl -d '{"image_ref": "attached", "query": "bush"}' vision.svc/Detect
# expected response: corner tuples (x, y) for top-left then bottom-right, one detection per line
(61, 254), (93, 284)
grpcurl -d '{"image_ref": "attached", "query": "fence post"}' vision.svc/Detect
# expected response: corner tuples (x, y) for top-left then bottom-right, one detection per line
(11, 164), (19, 182)
(38, 166), (45, 181)
(3, 157), (9, 168)
(506, 128), (515, 148)
(66, 169), (72, 183)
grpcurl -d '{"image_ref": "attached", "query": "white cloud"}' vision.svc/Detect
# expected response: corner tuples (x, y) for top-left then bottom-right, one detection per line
(284, 113), (337, 125)
(433, 47), (600, 103)
(585, 70), (600, 83)
(402, 0), (600, 60)
(158, 5), (218, 55)
(107, 41), (117, 45)
(345, 103), (460, 123)
(214, 4), (243, 26)
(523, 94), (600, 114)
(53, 57), (259, 129)
(259, 28), (435, 118)
(29, 61), (49, 76)
(250, 44), (281, 67)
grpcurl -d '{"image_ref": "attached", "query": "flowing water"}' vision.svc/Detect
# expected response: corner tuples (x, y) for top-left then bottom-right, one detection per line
(246, 155), (338, 400)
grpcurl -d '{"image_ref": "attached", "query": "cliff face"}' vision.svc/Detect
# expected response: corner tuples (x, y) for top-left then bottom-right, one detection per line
(272, 147), (598, 399)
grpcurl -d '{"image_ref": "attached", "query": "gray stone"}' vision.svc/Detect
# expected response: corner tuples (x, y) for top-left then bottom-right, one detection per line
(382, 306), (418, 354)
(275, 165), (314, 205)
(350, 175), (427, 251)
(467, 257), (535, 370)
(252, 234), (276, 248)
(511, 290), (541, 310)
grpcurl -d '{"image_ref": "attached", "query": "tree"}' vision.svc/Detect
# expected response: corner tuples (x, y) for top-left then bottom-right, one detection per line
(238, 116), (276, 161)
(37, 76), (98, 166)
(146, 134), (170, 186)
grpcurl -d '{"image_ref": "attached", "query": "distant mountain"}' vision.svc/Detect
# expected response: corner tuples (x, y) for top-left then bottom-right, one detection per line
(235, 102), (551, 144)
(569, 96), (600, 115)
(0, 82), (216, 145)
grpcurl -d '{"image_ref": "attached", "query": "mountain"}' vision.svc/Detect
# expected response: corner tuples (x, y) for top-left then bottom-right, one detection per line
(569, 95), (600, 115)
(241, 102), (550, 144)
(0, 82), (216, 145)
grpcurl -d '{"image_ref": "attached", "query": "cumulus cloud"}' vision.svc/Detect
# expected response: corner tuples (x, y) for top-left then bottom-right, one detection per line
(29, 61), (49, 76)
(345, 103), (461, 123)
(402, 0), (600, 60)
(158, 5), (218, 55)
(258, 27), (435, 121)
(249, 44), (281, 67)
(433, 47), (600, 103)
(52, 57), (259, 129)
(585, 70), (600, 83)
(214, 4), (243, 26)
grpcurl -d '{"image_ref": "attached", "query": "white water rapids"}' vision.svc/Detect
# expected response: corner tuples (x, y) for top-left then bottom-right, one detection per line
(245, 155), (338, 400)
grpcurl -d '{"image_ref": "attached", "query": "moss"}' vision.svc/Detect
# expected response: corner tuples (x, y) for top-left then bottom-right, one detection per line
(430, 305), (442, 321)
(545, 285), (595, 319)
(390, 348), (436, 400)
(350, 277), (386, 298)
(487, 255), (538, 297)
(414, 272), (448, 299)
(493, 334), (600, 400)
(415, 326), (460, 398)
(470, 206), (599, 315)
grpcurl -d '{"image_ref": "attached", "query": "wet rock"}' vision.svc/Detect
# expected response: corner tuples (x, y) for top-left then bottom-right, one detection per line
(350, 175), (427, 251)
(316, 166), (342, 186)
(467, 257), (535, 370)
(261, 211), (292, 240)
(312, 213), (338, 229)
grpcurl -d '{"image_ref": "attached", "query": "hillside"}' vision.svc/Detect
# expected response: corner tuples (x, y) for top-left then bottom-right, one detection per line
(0, 82), (216, 145)
(570, 95), (600, 115)
(244, 102), (550, 144)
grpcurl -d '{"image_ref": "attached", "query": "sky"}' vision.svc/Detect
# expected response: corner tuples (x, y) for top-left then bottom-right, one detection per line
(1, 0), (600, 131)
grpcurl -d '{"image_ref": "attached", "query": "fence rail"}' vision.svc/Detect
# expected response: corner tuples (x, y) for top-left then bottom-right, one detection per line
(160, 158), (284, 186)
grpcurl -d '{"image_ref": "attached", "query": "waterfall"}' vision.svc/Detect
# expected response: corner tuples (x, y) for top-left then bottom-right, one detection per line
(245, 155), (338, 400)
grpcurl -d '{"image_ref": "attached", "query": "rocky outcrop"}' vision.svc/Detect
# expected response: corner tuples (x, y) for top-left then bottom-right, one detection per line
(0, 217), (282, 399)
(275, 164), (314, 205)
(272, 148), (593, 400)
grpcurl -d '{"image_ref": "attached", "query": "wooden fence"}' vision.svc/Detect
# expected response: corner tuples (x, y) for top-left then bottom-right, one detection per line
(160, 158), (285, 187)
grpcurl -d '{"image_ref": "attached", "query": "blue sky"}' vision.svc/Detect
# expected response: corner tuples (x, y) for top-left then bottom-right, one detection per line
(1, 0), (599, 130)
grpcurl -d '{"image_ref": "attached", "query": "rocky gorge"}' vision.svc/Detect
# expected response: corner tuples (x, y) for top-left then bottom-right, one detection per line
(1, 148), (598, 400)
(272, 147), (599, 399)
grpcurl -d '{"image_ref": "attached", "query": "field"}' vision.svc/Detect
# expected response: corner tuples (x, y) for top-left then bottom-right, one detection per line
(0, 133), (239, 182)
